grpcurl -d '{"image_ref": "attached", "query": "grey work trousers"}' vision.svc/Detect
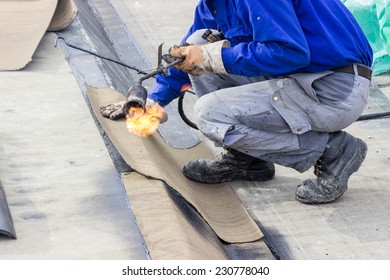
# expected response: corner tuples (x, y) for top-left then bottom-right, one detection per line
(190, 67), (371, 172)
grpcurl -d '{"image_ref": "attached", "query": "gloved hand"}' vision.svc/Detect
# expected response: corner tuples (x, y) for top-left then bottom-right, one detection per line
(100, 101), (126, 120)
(169, 40), (230, 76)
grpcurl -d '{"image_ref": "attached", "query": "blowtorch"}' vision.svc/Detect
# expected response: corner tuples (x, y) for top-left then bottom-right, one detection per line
(123, 43), (183, 117)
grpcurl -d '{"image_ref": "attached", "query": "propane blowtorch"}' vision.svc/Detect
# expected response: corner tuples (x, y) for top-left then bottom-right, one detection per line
(123, 44), (183, 117)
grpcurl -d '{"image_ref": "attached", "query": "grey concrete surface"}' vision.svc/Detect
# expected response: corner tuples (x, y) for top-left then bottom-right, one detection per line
(110, 0), (390, 259)
(0, 33), (147, 259)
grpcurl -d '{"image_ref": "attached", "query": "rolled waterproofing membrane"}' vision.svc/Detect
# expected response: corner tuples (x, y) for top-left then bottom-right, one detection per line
(48, 0), (78, 32)
(0, 0), (77, 70)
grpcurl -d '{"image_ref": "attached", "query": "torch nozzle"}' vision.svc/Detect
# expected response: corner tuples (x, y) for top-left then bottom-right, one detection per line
(123, 47), (183, 118)
(123, 83), (148, 117)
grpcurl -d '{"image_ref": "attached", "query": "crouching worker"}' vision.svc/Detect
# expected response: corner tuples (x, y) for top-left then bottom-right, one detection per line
(101, 0), (373, 204)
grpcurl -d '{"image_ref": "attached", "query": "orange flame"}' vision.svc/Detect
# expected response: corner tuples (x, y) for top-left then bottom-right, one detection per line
(125, 104), (164, 137)
(180, 83), (192, 92)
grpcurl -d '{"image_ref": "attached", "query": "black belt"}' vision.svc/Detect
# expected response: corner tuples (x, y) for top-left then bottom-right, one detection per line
(332, 64), (372, 81)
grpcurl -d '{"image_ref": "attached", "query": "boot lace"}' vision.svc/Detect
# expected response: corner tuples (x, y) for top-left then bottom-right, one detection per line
(314, 158), (323, 177)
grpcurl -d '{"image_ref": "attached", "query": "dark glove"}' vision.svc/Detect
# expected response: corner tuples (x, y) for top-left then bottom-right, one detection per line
(100, 101), (126, 120)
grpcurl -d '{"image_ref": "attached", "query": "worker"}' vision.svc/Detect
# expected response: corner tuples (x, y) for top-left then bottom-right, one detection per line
(101, 0), (373, 204)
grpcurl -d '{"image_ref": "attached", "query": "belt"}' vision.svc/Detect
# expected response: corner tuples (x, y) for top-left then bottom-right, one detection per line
(332, 64), (372, 81)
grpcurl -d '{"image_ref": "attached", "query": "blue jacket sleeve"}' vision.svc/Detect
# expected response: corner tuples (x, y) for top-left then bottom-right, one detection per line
(148, 68), (190, 107)
(221, 0), (311, 77)
(148, 1), (218, 106)
(221, 0), (372, 76)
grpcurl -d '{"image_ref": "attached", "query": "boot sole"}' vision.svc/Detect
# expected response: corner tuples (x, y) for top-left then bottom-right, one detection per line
(296, 138), (367, 204)
(183, 164), (275, 184)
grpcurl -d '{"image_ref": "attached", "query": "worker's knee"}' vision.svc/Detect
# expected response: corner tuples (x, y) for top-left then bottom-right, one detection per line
(194, 93), (218, 124)
(194, 94), (234, 143)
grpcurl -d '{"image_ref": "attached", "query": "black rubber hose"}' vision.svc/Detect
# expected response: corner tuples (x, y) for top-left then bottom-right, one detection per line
(178, 92), (198, 130)
(356, 111), (390, 121)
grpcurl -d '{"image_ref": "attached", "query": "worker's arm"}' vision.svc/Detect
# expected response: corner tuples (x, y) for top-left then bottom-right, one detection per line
(147, 68), (191, 107)
(147, 1), (218, 106)
(220, 0), (311, 77)
(172, 0), (372, 77)
(170, 0), (311, 78)
(100, 2), (217, 119)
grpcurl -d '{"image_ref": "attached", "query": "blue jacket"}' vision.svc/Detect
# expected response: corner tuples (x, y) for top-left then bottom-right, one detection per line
(149, 0), (373, 106)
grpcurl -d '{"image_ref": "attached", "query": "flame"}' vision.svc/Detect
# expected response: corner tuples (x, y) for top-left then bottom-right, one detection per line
(126, 104), (164, 137)
(180, 83), (192, 92)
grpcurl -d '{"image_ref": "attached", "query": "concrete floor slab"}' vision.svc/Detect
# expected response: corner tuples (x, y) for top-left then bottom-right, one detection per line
(0, 33), (146, 259)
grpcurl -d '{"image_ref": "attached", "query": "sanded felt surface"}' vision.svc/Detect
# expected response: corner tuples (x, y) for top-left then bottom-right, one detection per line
(0, 0), (57, 70)
(0, 180), (16, 239)
(122, 173), (229, 260)
(123, 172), (275, 259)
(87, 85), (263, 243)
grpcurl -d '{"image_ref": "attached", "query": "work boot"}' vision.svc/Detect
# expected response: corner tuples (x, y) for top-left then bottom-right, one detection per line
(296, 131), (367, 204)
(182, 148), (275, 184)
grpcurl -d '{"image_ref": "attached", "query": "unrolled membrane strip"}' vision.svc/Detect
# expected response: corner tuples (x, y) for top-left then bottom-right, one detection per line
(87, 85), (263, 244)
